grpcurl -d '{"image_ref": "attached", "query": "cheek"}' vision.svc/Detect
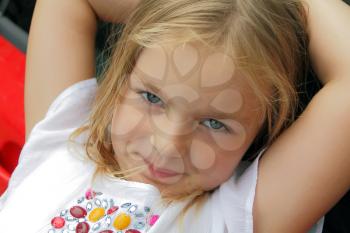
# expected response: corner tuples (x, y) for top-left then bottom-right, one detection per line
(111, 90), (146, 137)
(190, 139), (216, 170)
(189, 134), (244, 189)
(210, 122), (247, 151)
(189, 126), (245, 170)
(110, 92), (157, 165)
(214, 153), (242, 178)
(110, 94), (147, 156)
(200, 152), (242, 190)
(111, 104), (144, 136)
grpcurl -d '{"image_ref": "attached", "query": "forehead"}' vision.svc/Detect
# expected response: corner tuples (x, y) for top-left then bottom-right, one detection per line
(130, 41), (261, 123)
(134, 41), (236, 88)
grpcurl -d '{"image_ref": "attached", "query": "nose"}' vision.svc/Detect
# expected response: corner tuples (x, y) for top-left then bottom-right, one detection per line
(150, 133), (185, 153)
(156, 104), (195, 131)
(150, 113), (194, 155)
(149, 133), (190, 171)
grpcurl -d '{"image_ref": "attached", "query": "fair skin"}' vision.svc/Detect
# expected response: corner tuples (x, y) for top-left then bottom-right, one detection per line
(25, 0), (350, 232)
(254, 1), (350, 232)
(110, 42), (263, 197)
(25, 0), (97, 137)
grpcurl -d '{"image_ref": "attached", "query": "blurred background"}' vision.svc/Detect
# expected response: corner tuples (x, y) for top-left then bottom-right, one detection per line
(0, 0), (111, 195)
(0, 1), (349, 232)
(0, 0), (29, 195)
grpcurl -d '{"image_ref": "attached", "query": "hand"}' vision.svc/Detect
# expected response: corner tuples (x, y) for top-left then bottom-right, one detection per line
(88, 0), (140, 23)
(302, 0), (350, 85)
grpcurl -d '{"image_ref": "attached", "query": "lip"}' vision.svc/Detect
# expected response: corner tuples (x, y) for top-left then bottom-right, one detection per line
(143, 159), (182, 178)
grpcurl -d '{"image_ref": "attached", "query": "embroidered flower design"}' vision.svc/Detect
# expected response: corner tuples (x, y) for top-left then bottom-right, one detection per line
(48, 188), (159, 233)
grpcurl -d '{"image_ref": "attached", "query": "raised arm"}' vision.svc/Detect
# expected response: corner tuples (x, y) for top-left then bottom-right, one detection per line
(25, 0), (97, 140)
(253, 0), (350, 232)
(24, 0), (140, 141)
(88, 0), (140, 23)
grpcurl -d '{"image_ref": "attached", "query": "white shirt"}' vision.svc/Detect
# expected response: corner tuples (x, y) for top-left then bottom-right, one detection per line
(0, 78), (324, 233)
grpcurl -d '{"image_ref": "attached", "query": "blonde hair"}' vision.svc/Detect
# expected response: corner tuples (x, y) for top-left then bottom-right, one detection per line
(69, 0), (309, 225)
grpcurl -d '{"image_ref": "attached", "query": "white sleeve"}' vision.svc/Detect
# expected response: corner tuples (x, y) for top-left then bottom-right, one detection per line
(0, 78), (97, 210)
(211, 148), (266, 233)
(212, 147), (324, 233)
(45, 78), (97, 120)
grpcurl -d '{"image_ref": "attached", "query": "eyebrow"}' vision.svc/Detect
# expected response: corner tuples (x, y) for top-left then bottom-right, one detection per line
(133, 69), (163, 92)
(201, 108), (241, 120)
(140, 78), (164, 97)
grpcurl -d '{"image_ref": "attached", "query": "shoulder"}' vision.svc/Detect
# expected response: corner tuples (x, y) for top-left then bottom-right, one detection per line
(22, 77), (98, 164)
(0, 78), (98, 210)
(210, 148), (266, 233)
(26, 78), (98, 141)
(211, 148), (325, 233)
(45, 78), (98, 118)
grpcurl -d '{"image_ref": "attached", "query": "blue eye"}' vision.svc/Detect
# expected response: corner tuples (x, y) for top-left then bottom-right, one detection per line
(139, 91), (164, 106)
(138, 90), (230, 133)
(201, 119), (230, 133)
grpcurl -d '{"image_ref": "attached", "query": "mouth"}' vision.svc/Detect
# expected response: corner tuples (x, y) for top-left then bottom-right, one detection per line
(143, 159), (183, 178)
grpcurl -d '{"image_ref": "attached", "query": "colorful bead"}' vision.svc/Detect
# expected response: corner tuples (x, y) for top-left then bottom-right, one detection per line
(76, 222), (90, 233)
(109, 199), (115, 207)
(95, 198), (102, 206)
(113, 213), (131, 230)
(77, 197), (85, 204)
(105, 216), (112, 226)
(92, 222), (101, 231)
(121, 203), (131, 208)
(65, 215), (75, 222)
(107, 206), (119, 215)
(49, 188), (162, 233)
(125, 229), (142, 233)
(102, 199), (109, 209)
(149, 215), (159, 226)
(86, 202), (93, 211)
(134, 211), (145, 218)
(70, 206), (87, 218)
(88, 207), (106, 222)
(133, 221), (145, 229)
(60, 209), (68, 217)
(51, 216), (65, 229)
(128, 205), (137, 213)
(85, 188), (96, 200)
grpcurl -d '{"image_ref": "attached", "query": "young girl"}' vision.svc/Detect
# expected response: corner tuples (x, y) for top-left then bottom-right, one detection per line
(1, 0), (350, 232)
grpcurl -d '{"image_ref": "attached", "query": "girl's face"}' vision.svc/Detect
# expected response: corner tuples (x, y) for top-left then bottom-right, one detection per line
(110, 41), (263, 196)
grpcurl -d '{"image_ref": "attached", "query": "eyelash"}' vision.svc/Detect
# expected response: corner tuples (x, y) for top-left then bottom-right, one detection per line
(137, 90), (231, 133)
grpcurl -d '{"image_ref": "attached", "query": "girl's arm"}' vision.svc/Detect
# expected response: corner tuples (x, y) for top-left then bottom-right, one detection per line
(88, 0), (140, 23)
(25, 0), (97, 140)
(253, 0), (350, 232)
(24, 0), (139, 140)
